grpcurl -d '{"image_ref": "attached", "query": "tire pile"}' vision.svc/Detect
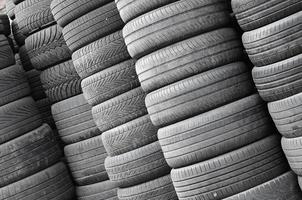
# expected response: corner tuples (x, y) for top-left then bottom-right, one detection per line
(232, 0), (302, 191)
(0, 13), (75, 199)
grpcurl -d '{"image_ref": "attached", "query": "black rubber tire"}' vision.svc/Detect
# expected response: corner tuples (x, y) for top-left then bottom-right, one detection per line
(62, 2), (124, 52)
(232, 0), (302, 31)
(25, 24), (71, 70)
(0, 124), (62, 187)
(72, 30), (130, 79)
(76, 180), (118, 200)
(102, 115), (158, 157)
(64, 135), (108, 186)
(171, 135), (288, 200)
(123, 0), (231, 58)
(225, 171), (302, 200)
(105, 141), (171, 188)
(19, 45), (33, 71)
(92, 87), (147, 132)
(0, 97), (42, 144)
(51, 0), (111, 27)
(136, 28), (244, 93)
(0, 64), (30, 106)
(36, 98), (55, 129)
(11, 20), (26, 46)
(282, 136), (302, 176)
(0, 162), (75, 199)
(118, 174), (178, 200)
(26, 69), (46, 101)
(15, 0), (55, 36)
(146, 62), (254, 127)
(0, 35), (15, 70)
(6, 0), (15, 20)
(82, 59), (139, 106)
(242, 11), (302, 67)
(115, 0), (177, 23)
(0, 15), (10, 36)
(158, 94), (275, 168)
(12, 0), (24, 4)
(51, 94), (101, 144)
(253, 54), (302, 102)
(268, 93), (302, 138)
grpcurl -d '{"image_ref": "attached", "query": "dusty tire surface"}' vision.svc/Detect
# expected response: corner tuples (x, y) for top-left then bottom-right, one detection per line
(282, 136), (302, 176)
(0, 35), (15, 70)
(76, 180), (118, 200)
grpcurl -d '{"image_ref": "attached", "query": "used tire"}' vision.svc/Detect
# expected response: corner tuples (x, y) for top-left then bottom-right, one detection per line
(19, 45), (33, 71)
(146, 62), (254, 127)
(76, 180), (118, 200)
(26, 69), (46, 100)
(0, 15), (10, 36)
(6, 0), (15, 19)
(11, 20), (26, 46)
(282, 136), (302, 176)
(36, 98), (55, 129)
(0, 35), (15, 70)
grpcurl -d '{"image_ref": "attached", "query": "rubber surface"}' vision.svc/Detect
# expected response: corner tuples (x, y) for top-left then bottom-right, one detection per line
(146, 62), (254, 127)
(282, 136), (302, 176)
(19, 45), (33, 71)
(0, 15), (10, 36)
(76, 180), (118, 200)
(171, 135), (288, 200)
(26, 69), (46, 100)
(52, 94), (101, 144)
(36, 98), (55, 129)
(6, 0), (15, 19)
(11, 20), (26, 46)
(0, 35), (15, 70)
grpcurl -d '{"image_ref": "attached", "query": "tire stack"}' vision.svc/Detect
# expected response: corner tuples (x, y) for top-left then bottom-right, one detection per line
(50, 0), (177, 199)
(115, 0), (302, 199)
(0, 14), (75, 199)
(231, 0), (302, 192)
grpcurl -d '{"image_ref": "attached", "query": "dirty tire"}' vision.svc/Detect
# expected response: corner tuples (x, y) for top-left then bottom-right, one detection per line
(105, 141), (170, 188)
(76, 180), (118, 200)
(92, 87), (147, 132)
(282, 136), (302, 176)
(11, 20), (26, 46)
(19, 45), (33, 71)
(6, 0), (15, 19)
(82, 59), (139, 106)
(52, 94), (101, 144)
(26, 69), (46, 100)
(242, 11), (302, 66)
(65, 135), (108, 185)
(146, 62), (254, 127)
(0, 35), (15, 70)
(136, 28), (244, 92)
(171, 135), (288, 200)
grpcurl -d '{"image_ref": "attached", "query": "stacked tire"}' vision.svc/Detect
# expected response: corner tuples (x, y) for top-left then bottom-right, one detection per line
(0, 14), (75, 199)
(232, 0), (302, 192)
(116, 0), (302, 199)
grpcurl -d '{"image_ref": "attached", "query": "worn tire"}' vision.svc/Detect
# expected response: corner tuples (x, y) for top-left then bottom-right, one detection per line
(118, 174), (178, 200)
(0, 124), (62, 187)
(146, 62), (254, 127)
(62, 2), (123, 52)
(0, 162), (75, 200)
(82, 59), (139, 106)
(76, 180), (118, 200)
(171, 135), (288, 200)
(0, 35), (15, 70)
(282, 136), (302, 176)
(6, 0), (15, 19)
(19, 45), (33, 71)
(72, 30), (130, 79)
(136, 28), (244, 92)
(123, 0), (231, 58)
(65, 135), (108, 185)
(242, 11), (302, 67)
(51, 0), (111, 27)
(92, 87), (147, 132)
(52, 94), (101, 144)
(26, 24), (71, 70)
(36, 98), (55, 129)
(102, 115), (158, 156)
(0, 65), (30, 106)
(105, 141), (170, 188)
(11, 20), (26, 46)
(0, 15), (10, 36)
(26, 69), (46, 100)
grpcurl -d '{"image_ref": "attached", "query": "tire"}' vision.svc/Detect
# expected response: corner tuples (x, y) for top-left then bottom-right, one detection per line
(242, 11), (302, 67)
(0, 65), (30, 106)
(11, 20), (26, 46)
(118, 174), (178, 200)
(116, 0), (177, 23)
(15, 0), (55, 36)
(82, 59), (139, 106)
(76, 180), (118, 200)
(12, 0), (24, 4)
(136, 28), (244, 92)
(72, 30), (130, 79)
(25, 24), (71, 70)
(0, 35), (15, 70)
(26, 69), (46, 100)
(92, 87), (147, 132)
(62, 2), (124, 52)
(50, 0), (111, 27)
(146, 62), (254, 127)
(0, 124), (62, 187)
(0, 15), (10, 36)
(52, 94), (101, 144)
(268, 93), (302, 138)
(105, 141), (171, 188)
(123, 0), (231, 58)
(36, 98), (55, 129)
(0, 97), (42, 144)
(226, 171), (302, 199)
(171, 135), (288, 200)
(102, 115), (158, 156)
(232, 0), (302, 31)
(0, 162), (75, 199)
(159, 94), (274, 168)
(6, 0), (15, 20)
(19, 45), (33, 71)
(282, 136), (302, 176)
(64, 135), (108, 185)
